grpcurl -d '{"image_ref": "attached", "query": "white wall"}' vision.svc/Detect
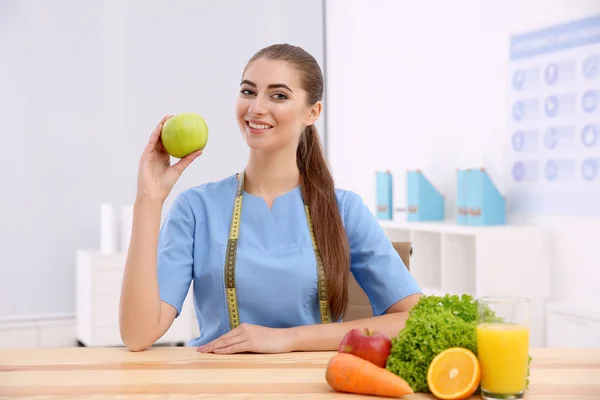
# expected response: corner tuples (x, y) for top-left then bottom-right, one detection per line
(0, 0), (325, 319)
(326, 0), (600, 307)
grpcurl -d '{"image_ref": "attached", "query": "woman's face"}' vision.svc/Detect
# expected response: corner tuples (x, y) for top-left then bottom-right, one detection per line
(236, 58), (320, 152)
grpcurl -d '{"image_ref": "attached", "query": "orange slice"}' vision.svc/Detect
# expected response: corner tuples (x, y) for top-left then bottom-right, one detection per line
(427, 347), (481, 400)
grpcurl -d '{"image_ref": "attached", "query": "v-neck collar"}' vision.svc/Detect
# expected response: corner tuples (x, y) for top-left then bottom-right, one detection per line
(231, 173), (301, 212)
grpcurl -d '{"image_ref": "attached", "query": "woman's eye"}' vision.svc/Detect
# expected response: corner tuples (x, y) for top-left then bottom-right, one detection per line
(240, 89), (254, 95)
(272, 92), (287, 100)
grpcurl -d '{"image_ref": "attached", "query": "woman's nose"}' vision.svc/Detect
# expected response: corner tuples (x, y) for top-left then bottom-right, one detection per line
(248, 96), (268, 115)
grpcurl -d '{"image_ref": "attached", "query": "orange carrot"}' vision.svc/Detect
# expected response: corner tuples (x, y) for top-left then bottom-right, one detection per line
(325, 353), (414, 398)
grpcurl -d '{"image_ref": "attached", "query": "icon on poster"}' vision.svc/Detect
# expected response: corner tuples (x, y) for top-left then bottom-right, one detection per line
(512, 131), (525, 151)
(545, 160), (558, 181)
(512, 161), (525, 182)
(512, 102), (525, 121)
(513, 70), (525, 90)
(582, 125), (598, 147)
(582, 91), (598, 113)
(544, 128), (558, 149)
(581, 158), (597, 181)
(545, 96), (559, 117)
(582, 55), (598, 79)
(545, 63), (558, 85)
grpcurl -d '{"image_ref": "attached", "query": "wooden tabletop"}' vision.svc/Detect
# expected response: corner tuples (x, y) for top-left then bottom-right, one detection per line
(0, 347), (599, 399)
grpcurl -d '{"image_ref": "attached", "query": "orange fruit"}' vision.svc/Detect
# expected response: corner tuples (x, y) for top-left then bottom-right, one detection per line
(427, 347), (481, 400)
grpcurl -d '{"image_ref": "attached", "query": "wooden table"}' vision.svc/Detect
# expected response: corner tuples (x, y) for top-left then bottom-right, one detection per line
(0, 347), (598, 399)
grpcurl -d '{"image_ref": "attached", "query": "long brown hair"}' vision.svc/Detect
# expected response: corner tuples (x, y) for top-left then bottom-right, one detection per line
(245, 43), (350, 320)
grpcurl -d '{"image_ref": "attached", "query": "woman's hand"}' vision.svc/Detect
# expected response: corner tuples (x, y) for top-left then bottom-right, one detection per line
(137, 115), (202, 202)
(196, 323), (295, 354)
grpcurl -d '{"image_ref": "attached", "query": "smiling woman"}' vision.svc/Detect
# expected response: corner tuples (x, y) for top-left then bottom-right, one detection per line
(118, 43), (423, 354)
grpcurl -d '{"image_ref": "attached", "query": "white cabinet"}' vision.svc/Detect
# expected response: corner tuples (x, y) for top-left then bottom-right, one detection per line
(380, 220), (550, 347)
(76, 250), (196, 347)
(546, 302), (600, 348)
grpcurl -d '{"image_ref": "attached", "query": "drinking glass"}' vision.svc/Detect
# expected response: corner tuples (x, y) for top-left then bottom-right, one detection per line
(476, 297), (530, 400)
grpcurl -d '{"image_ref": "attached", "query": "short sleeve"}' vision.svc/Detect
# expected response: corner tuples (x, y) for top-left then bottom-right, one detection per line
(344, 192), (422, 316)
(157, 192), (195, 317)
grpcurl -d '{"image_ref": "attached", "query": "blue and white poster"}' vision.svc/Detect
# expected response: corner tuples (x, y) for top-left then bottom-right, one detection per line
(507, 15), (600, 216)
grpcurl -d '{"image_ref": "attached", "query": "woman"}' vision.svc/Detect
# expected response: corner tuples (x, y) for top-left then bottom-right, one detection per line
(119, 43), (422, 353)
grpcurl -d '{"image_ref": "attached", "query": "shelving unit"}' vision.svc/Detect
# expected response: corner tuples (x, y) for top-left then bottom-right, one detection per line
(380, 220), (551, 347)
(75, 250), (198, 347)
(545, 302), (600, 348)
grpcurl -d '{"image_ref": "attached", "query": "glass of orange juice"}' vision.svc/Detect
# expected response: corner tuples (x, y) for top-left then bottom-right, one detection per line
(476, 297), (530, 400)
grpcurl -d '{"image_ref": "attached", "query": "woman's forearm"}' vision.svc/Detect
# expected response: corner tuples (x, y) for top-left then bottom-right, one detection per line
(287, 312), (409, 352)
(119, 196), (165, 350)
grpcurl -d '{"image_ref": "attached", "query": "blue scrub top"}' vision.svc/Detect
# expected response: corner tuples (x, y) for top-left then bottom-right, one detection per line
(157, 174), (421, 346)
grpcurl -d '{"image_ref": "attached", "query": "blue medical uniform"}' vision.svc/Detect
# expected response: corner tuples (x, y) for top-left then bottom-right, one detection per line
(157, 174), (421, 346)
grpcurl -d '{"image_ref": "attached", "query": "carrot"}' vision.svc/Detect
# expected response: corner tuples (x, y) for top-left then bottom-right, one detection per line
(325, 353), (414, 398)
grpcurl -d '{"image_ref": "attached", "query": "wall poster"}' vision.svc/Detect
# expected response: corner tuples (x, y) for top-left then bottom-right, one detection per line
(507, 15), (600, 216)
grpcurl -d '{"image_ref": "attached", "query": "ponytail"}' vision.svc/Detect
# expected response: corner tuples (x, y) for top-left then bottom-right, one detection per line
(244, 43), (349, 320)
(297, 124), (350, 321)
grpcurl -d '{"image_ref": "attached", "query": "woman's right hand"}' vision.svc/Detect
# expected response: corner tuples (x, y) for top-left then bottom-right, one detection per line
(136, 115), (203, 203)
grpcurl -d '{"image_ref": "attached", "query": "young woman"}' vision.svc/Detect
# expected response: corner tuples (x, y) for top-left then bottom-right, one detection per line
(119, 43), (422, 353)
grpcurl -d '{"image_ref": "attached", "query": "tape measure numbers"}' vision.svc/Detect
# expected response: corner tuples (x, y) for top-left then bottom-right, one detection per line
(224, 171), (332, 330)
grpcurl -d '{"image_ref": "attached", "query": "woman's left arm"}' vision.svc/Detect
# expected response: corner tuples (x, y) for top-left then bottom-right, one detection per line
(286, 292), (422, 351)
(287, 191), (424, 351)
(197, 294), (422, 354)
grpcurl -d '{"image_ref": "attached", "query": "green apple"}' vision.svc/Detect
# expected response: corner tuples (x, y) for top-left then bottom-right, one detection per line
(161, 112), (209, 158)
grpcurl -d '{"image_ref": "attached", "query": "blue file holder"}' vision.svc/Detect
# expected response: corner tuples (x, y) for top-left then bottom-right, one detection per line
(375, 170), (393, 220)
(464, 168), (506, 226)
(406, 170), (444, 222)
(456, 169), (468, 225)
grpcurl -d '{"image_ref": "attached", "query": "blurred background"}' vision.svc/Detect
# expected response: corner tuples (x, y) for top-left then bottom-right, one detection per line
(1, 0), (599, 349)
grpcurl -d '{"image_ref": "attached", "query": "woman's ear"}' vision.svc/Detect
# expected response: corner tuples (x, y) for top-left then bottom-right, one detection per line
(305, 101), (322, 125)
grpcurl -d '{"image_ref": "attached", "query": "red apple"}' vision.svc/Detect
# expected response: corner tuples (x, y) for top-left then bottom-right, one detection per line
(338, 328), (392, 368)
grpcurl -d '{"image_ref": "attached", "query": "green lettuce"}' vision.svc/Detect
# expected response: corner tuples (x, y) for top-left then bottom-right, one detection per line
(385, 294), (531, 393)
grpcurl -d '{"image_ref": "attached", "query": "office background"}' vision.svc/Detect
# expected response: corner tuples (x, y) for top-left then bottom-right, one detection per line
(1, 0), (599, 347)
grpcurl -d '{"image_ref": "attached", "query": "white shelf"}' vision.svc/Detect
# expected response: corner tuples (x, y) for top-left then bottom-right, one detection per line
(75, 250), (197, 347)
(546, 301), (600, 348)
(380, 218), (550, 347)
(546, 302), (600, 321)
(379, 219), (543, 236)
(411, 231), (442, 290)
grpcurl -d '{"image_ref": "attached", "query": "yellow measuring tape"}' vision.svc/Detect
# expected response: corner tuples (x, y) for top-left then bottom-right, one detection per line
(224, 171), (332, 330)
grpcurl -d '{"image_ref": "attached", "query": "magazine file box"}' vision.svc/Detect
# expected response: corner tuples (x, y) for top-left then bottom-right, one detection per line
(406, 170), (444, 222)
(375, 170), (393, 220)
(465, 168), (506, 226)
(456, 168), (468, 225)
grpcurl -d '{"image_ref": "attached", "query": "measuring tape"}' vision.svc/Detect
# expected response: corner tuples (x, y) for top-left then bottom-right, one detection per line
(224, 171), (332, 330)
